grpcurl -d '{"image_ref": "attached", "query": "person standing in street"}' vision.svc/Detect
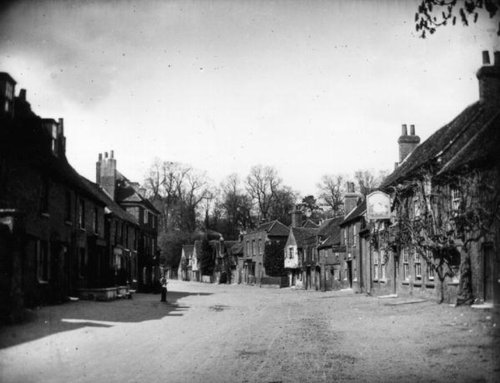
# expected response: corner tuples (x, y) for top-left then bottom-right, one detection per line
(160, 274), (167, 303)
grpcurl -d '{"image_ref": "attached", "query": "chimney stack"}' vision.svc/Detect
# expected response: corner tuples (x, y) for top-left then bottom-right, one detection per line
(96, 150), (117, 199)
(0, 72), (16, 119)
(344, 182), (359, 217)
(398, 123), (420, 163)
(477, 50), (500, 107)
(290, 206), (302, 228)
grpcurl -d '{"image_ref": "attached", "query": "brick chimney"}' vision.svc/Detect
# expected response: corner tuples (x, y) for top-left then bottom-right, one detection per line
(96, 151), (117, 199)
(477, 50), (500, 107)
(344, 182), (359, 217)
(0, 72), (16, 119)
(290, 206), (302, 228)
(398, 123), (420, 163)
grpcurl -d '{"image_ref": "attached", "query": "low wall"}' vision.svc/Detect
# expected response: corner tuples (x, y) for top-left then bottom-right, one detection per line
(260, 276), (288, 288)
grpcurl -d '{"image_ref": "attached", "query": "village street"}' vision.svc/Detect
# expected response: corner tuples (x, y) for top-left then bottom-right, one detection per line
(0, 281), (498, 383)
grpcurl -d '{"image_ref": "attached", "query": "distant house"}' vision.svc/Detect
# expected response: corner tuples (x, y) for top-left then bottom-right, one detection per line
(178, 244), (194, 281)
(241, 220), (289, 285)
(284, 226), (318, 288)
(339, 183), (366, 292)
(317, 217), (345, 291)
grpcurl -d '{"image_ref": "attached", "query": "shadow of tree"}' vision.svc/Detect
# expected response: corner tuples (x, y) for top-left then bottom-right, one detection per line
(0, 290), (210, 349)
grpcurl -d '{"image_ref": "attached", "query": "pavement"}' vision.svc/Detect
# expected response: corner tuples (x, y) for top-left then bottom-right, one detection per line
(0, 280), (498, 383)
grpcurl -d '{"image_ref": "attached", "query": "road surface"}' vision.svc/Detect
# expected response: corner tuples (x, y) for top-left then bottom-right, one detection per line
(0, 280), (498, 382)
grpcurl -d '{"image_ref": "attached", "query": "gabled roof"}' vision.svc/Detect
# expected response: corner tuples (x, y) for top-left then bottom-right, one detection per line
(302, 219), (319, 228)
(182, 245), (194, 258)
(381, 102), (500, 188)
(251, 220), (289, 237)
(340, 200), (366, 226)
(317, 217), (343, 238)
(115, 171), (161, 215)
(290, 227), (319, 248)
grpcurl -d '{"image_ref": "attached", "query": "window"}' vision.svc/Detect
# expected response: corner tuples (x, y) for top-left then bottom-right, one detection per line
(373, 251), (379, 280)
(427, 264), (435, 281)
(37, 240), (49, 282)
(353, 225), (357, 247)
(288, 247), (294, 259)
(252, 240), (256, 256)
(413, 196), (421, 218)
(343, 228), (347, 246)
(78, 199), (85, 228)
(51, 124), (58, 155)
(451, 187), (462, 212)
(65, 191), (72, 221)
(93, 207), (99, 233)
(258, 239), (263, 255)
(381, 251), (386, 280)
(246, 241), (250, 257)
(40, 177), (49, 214)
(414, 252), (422, 280)
(403, 249), (410, 281)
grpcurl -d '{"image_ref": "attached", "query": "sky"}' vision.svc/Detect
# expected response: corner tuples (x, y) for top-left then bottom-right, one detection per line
(0, 0), (498, 197)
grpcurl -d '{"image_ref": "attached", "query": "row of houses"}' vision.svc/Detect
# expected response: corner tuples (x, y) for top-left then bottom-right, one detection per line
(177, 51), (499, 307)
(0, 72), (160, 323)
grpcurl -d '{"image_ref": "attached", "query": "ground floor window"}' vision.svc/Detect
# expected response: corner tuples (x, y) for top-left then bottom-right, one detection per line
(403, 249), (410, 281)
(414, 252), (422, 281)
(380, 251), (386, 280)
(37, 240), (49, 282)
(373, 252), (379, 280)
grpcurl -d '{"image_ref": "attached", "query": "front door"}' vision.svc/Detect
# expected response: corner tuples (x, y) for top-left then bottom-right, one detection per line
(483, 244), (494, 303)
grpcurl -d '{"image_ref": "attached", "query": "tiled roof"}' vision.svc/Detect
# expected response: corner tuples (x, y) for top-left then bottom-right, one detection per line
(115, 171), (161, 215)
(251, 220), (289, 237)
(302, 219), (319, 228)
(80, 177), (138, 225)
(291, 227), (319, 248)
(317, 217), (343, 238)
(340, 200), (366, 226)
(230, 241), (244, 255)
(381, 102), (500, 188)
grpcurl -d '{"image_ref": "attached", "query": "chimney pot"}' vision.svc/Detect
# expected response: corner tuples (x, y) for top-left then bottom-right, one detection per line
(19, 89), (26, 101)
(98, 153), (103, 161)
(482, 51), (491, 65)
(401, 124), (408, 136)
(410, 124), (415, 135)
(111, 150), (114, 159)
(494, 51), (500, 66)
(105, 152), (108, 158)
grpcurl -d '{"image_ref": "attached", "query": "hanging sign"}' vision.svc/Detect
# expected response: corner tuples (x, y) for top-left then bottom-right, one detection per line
(366, 191), (391, 220)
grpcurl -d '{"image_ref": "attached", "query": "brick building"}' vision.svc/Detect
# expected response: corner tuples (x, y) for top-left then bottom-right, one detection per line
(0, 73), (110, 321)
(96, 152), (161, 292)
(241, 220), (289, 285)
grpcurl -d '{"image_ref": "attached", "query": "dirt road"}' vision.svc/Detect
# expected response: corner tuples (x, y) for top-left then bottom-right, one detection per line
(1, 280), (498, 382)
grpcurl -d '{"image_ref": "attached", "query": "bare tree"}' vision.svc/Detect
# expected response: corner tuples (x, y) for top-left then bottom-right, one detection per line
(354, 169), (389, 196)
(246, 165), (282, 222)
(317, 174), (346, 216)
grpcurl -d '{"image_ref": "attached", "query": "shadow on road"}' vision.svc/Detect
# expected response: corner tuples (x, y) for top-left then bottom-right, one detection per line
(0, 290), (210, 349)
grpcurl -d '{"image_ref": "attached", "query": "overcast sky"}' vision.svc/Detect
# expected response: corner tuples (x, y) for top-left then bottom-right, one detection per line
(1, 0), (498, 197)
